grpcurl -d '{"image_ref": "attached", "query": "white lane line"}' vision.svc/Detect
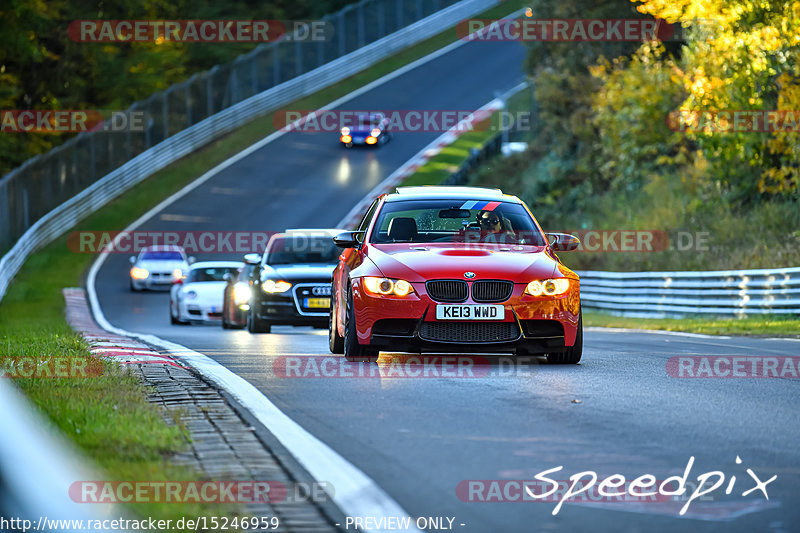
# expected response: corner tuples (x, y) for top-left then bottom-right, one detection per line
(81, 11), (532, 531)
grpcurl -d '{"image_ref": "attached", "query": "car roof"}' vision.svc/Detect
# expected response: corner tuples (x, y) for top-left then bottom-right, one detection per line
(386, 186), (520, 203)
(190, 261), (243, 269)
(140, 245), (185, 253)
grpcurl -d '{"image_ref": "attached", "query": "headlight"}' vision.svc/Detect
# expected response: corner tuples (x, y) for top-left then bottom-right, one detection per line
(186, 290), (198, 300)
(363, 277), (414, 297)
(525, 278), (570, 296)
(130, 267), (149, 280)
(262, 280), (292, 293)
(341, 127), (350, 135)
(172, 268), (184, 279)
(371, 128), (381, 137)
(233, 282), (251, 305)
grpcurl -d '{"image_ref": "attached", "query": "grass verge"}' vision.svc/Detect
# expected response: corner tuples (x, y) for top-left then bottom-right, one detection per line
(0, 0), (525, 523)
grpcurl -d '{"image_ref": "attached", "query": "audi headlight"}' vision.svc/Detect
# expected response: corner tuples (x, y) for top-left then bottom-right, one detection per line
(130, 267), (149, 280)
(262, 279), (292, 293)
(363, 277), (414, 297)
(233, 282), (251, 305)
(525, 278), (570, 297)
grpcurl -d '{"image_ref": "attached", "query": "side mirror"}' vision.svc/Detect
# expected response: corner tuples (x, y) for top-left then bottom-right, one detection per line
(129, 256), (136, 264)
(546, 233), (580, 252)
(243, 253), (261, 265)
(333, 231), (362, 249)
(188, 256), (196, 264)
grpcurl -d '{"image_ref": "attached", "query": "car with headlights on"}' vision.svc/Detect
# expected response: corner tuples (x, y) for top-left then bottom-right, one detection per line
(170, 261), (242, 324)
(221, 254), (260, 329)
(340, 112), (391, 147)
(247, 229), (345, 333)
(129, 245), (192, 291)
(329, 186), (582, 363)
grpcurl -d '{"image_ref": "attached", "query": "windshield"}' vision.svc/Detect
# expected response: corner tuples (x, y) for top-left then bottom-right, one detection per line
(369, 199), (546, 245)
(266, 236), (340, 265)
(188, 267), (238, 283)
(140, 251), (183, 261)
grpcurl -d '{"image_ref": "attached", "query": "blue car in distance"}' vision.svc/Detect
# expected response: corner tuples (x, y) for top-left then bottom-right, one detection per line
(340, 112), (392, 148)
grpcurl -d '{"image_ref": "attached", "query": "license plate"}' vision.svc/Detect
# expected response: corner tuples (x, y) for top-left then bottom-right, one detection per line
(436, 304), (504, 320)
(305, 297), (331, 309)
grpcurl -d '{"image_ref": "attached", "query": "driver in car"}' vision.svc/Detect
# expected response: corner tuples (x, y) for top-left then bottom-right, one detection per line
(477, 210), (517, 242)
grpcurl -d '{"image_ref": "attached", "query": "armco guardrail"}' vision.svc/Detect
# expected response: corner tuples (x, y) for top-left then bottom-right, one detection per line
(577, 266), (800, 317)
(0, 0), (499, 302)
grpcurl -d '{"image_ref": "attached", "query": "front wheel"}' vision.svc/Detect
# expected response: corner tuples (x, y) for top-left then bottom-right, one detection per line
(546, 312), (582, 364)
(247, 308), (271, 333)
(343, 285), (378, 362)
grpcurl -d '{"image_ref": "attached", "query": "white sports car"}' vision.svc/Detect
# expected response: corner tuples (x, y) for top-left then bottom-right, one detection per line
(170, 261), (242, 324)
(129, 245), (192, 291)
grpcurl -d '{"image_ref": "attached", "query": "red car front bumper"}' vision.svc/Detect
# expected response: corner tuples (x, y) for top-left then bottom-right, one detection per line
(351, 278), (580, 354)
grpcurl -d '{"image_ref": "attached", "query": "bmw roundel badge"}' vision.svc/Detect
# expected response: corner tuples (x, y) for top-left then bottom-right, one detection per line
(464, 272), (476, 279)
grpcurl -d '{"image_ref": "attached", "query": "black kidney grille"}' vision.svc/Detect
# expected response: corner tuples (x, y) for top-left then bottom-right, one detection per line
(420, 322), (520, 343)
(426, 280), (468, 302)
(471, 280), (513, 303)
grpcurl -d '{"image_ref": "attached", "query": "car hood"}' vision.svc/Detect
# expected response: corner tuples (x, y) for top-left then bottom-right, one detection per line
(262, 264), (335, 282)
(183, 282), (226, 304)
(367, 244), (561, 282)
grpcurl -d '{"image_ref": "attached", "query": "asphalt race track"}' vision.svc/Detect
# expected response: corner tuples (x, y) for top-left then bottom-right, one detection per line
(93, 37), (800, 532)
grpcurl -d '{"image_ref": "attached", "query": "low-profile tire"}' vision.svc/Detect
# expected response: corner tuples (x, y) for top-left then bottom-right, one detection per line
(546, 312), (582, 364)
(329, 290), (344, 354)
(247, 308), (271, 333)
(170, 304), (179, 324)
(343, 285), (378, 362)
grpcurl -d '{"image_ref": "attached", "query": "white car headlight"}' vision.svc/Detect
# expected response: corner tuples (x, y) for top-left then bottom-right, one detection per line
(525, 278), (570, 297)
(262, 280), (292, 293)
(130, 267), (149, 280)
(363, 277), (414, 297)
(371, 128), (381, 137)
(233, 282), (251, 305)
(341, 127), (350, 135)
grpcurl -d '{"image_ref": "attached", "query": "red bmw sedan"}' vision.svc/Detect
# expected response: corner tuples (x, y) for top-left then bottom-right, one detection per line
(329, 186), (582, 363)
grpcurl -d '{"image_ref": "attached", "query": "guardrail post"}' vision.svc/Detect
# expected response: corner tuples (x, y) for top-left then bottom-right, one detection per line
(378, 0), (385, 36)
(357, 3), (366, 47)
(396, 0), (403, 29)
(338, 11), (347, 55)
(273, 43), (281, 85)
(296, 40), (303, 76)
